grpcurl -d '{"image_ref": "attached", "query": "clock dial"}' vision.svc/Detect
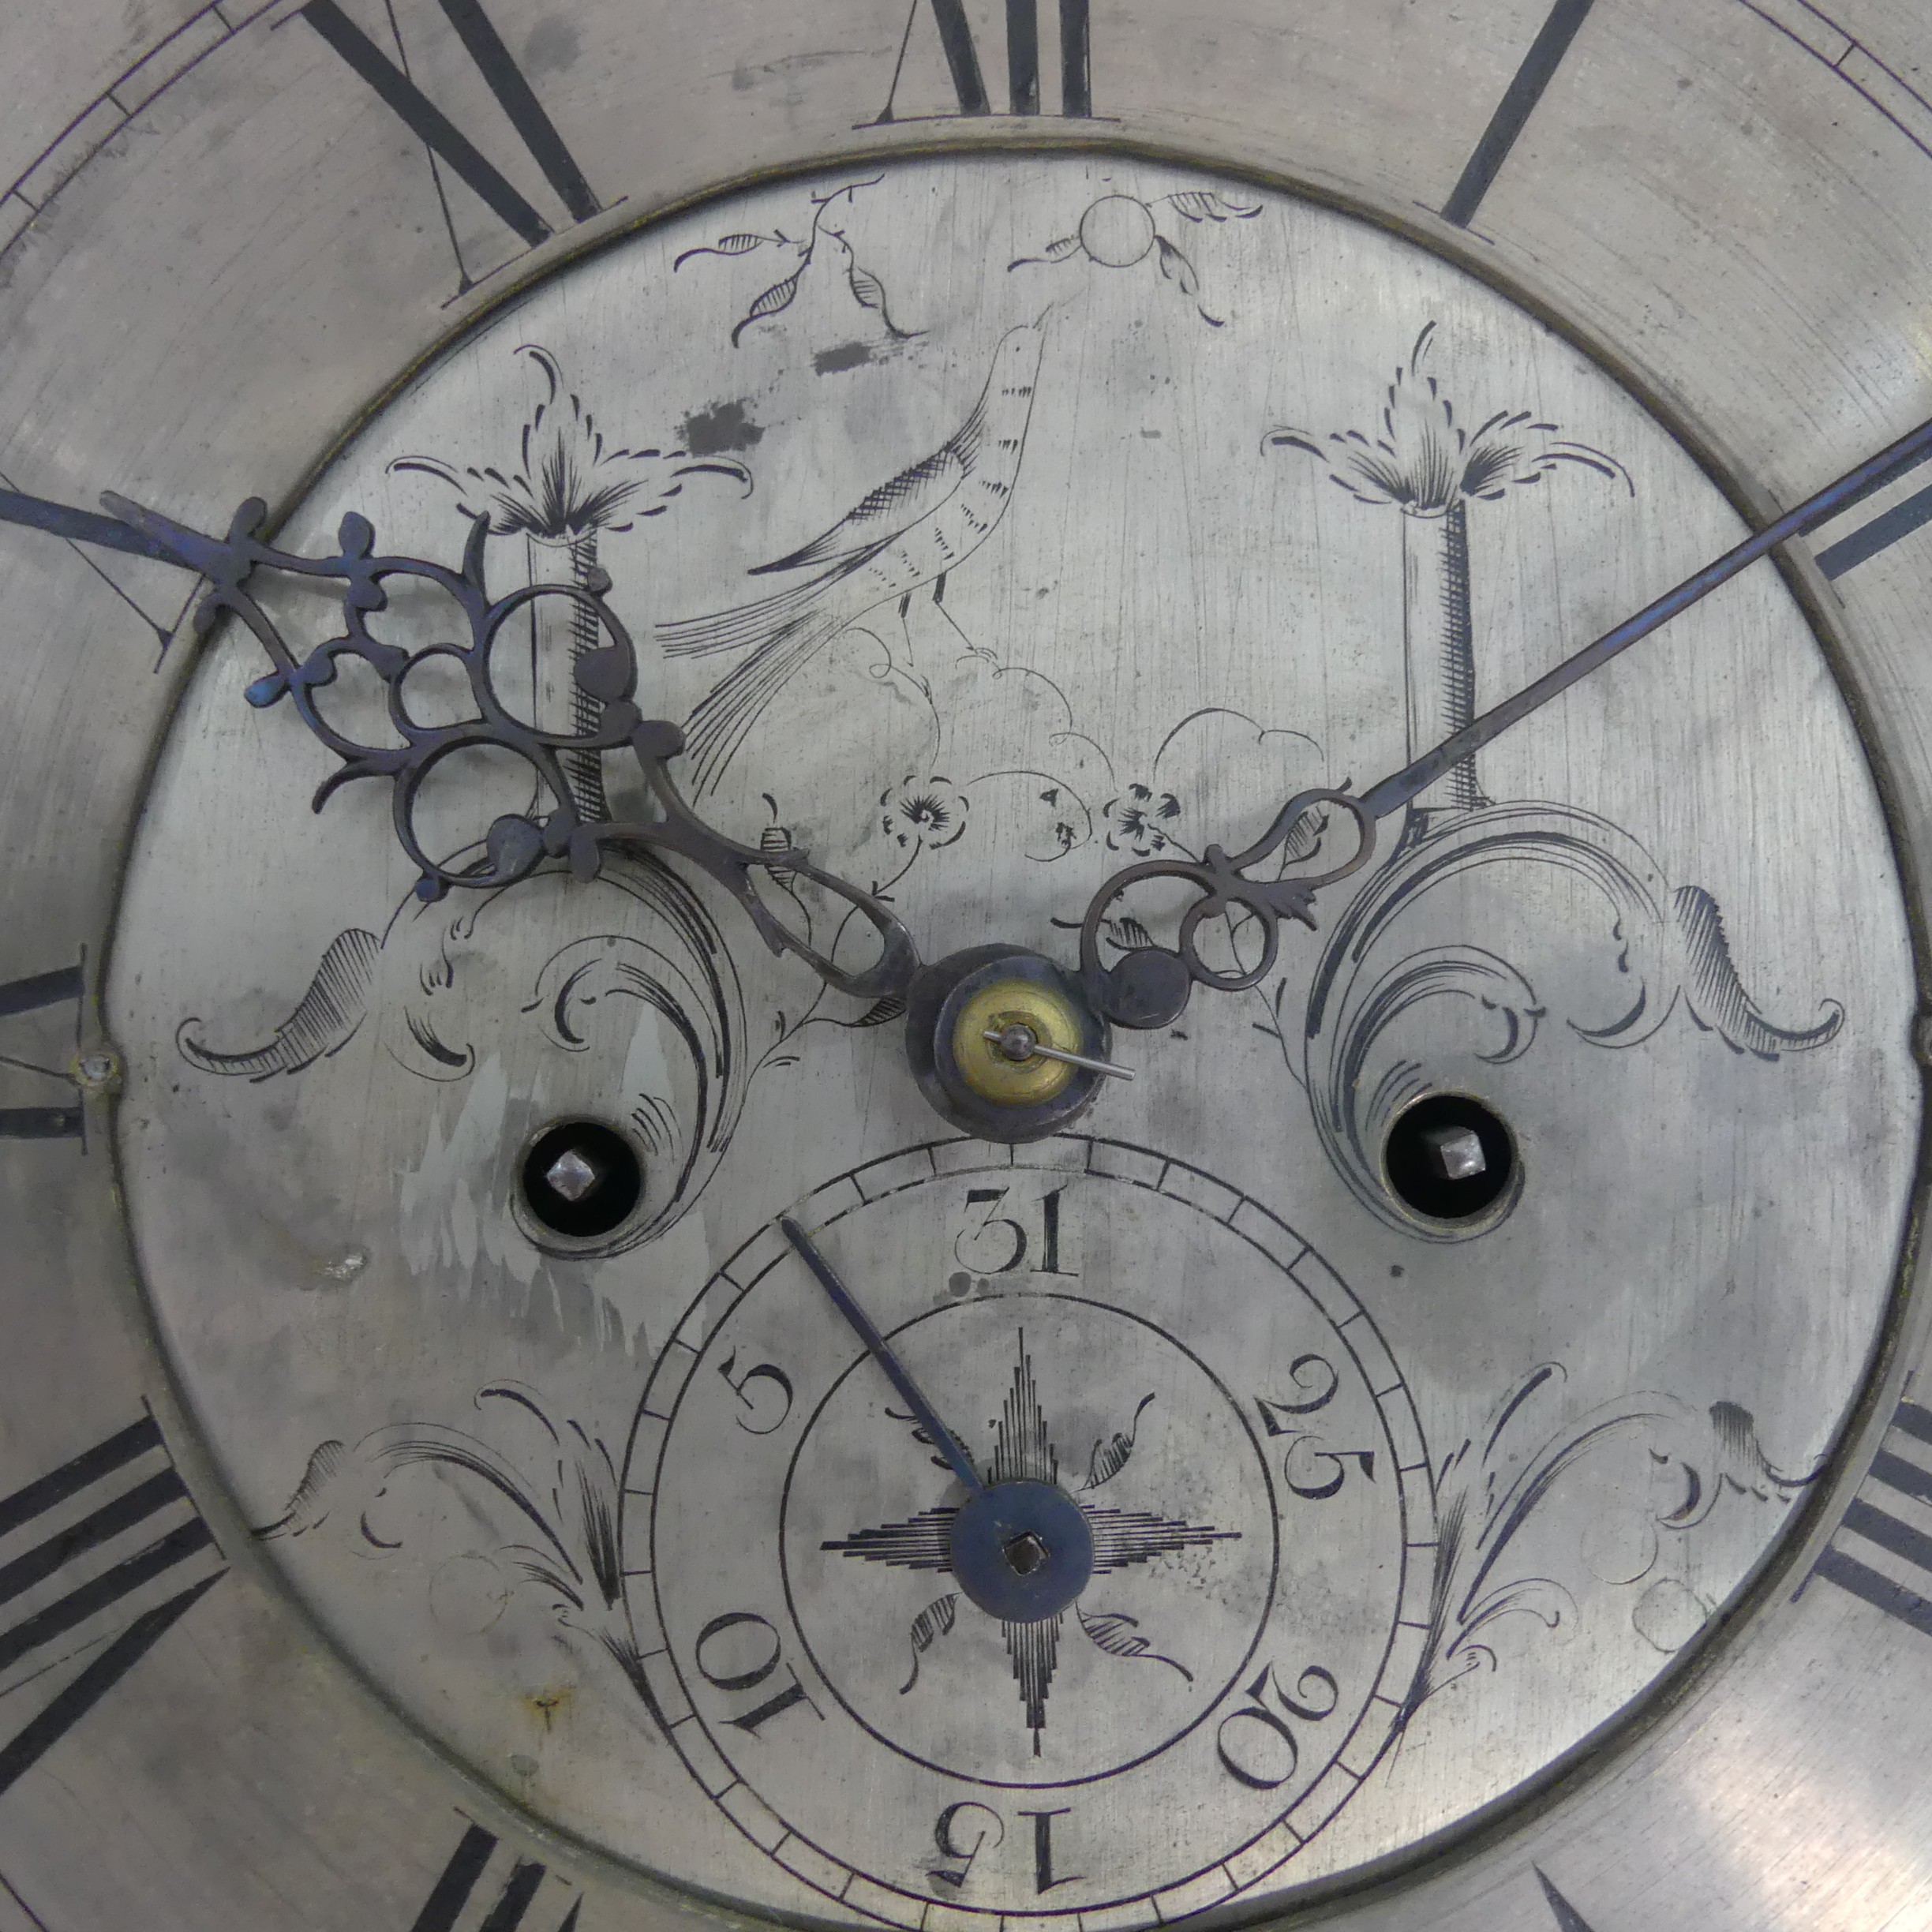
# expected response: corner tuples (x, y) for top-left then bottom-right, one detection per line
(7, 3), (1932, 1927)
(94, 150), (1917, 1925)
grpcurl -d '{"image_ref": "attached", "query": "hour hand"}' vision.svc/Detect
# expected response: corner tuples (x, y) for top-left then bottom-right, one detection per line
(2, 483), (920, 1005)
(0, 484), (211, 569)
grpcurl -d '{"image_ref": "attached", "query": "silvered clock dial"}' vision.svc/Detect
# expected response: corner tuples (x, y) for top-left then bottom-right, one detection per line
(75, 147), (1921, 1923)
(4, 6), (1932, 1931)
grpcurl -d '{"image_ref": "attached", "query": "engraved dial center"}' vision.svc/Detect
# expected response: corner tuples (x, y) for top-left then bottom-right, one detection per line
(781, 1294), (1275, 1784)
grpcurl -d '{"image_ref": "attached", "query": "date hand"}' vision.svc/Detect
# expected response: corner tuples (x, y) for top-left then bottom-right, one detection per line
(0, 485), (917, 1003)
(1080, 412), (1932, 1029)
(777, 1216), (1099, 1623)
(778, 1217), (984, 1493)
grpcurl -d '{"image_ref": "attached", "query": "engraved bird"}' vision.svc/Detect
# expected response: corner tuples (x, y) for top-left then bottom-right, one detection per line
(659, 320), (1046, 793)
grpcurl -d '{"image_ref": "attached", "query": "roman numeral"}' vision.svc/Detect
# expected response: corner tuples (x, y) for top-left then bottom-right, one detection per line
(0, 961), (85, 1145)
(867, 0), (1093, 125)
(1813, 449), (1932, 579)
(1440, 0), (1598, 228)
(1801, 1396), (1932, 1637)
(411, 1821), (581, 1931)
(0, 1415), (224, 1798)
(301, 0), (602, 294)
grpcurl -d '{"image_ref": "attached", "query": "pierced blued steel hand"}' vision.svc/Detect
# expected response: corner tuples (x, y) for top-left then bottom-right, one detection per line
(0, 486), (916, 1003)
(1080, 412), (1932, 1029)
(778, 1216), (985, 1494)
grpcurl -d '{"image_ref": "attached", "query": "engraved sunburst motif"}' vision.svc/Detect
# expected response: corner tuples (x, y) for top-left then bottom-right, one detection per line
(821, 1331), (1237, 1751)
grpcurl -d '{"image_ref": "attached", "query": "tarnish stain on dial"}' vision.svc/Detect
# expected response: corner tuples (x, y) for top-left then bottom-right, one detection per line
(523, 1684), (575, 1733)
(680, 399), (767, 455)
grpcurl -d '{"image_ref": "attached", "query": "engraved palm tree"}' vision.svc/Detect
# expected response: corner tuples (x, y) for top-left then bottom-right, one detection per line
(1264, 329), (1840, 1245)
(391, 343), (752, 821)
(1266, 322), (1631, 819)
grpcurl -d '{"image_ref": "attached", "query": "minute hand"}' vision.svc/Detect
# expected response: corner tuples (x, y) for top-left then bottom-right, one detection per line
(1081, 413), (1932, 1029)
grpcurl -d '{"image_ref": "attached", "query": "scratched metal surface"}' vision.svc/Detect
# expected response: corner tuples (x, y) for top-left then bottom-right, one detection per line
(0, 6), (1929, 1932)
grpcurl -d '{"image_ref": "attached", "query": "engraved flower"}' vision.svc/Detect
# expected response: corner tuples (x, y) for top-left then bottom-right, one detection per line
(1263, 321), (1629, 518)
(880, 777), (970, 851)
(1103, 782), (1181, 856)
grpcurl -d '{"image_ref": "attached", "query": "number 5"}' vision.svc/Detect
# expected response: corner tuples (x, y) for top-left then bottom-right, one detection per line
(1281, 1439), (1375, 1500)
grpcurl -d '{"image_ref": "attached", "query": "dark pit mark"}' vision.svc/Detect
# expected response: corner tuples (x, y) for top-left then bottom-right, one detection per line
(680, 399), (765, 456)
(814, 340), (876, 375)
(522, 16), (580, 77)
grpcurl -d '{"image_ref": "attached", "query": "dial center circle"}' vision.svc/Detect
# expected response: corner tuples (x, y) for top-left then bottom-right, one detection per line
(953, 979), (1081, 1104)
